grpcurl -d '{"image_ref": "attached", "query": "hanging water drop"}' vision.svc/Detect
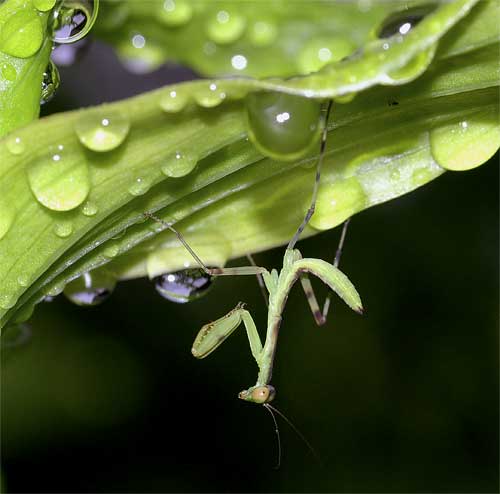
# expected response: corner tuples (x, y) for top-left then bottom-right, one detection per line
(158, 0), (193, 27)
(377, 4), (437, 39)
(0, 9), (43, 58)
(161, 151), (197, 178)
(53, 0), (99, 44)
(206, 9), (246, 44)
(63, 270), (116, 306)
(154, 268), (213, 303)
(246, 92), (322, 161)
(74, 111), (130, 152)
(40, 60), (60, 105)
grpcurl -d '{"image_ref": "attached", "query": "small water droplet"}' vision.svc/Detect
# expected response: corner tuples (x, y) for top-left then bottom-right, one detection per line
(298, 37), (355, 74)
(161, 151), (197, 178)
(0, 9), (43, 58)
(74, 111), (130, 152)
(158, 0), (192, 27)
(81, 201), (98, 216)
(40, 60), (60, 105)
(1, 62), (16, 82)
(246, 91), (322, 161)
(27, 144), (90, 211)
(193, 82), (226, 108)
(103, 242), (120, 258)
(160, 89), (189, 113)
(53, 0), (99, 44)
(46, 282), (65, 297)
(5, 135), (25, 155)
(206, 9), (246, 44)
(54, 220), (74, 238)
(248, 20), (277, 47)
(33, 0), (56, 12)
(154, 268), (213, 303)
(0, 292), (17, 310)
(390, 169), (401, 181)
(63, 270), (116, 306)
(17, 274), (30, 287)
(377, 4), (438, 39)
(128, 176), (153, 196)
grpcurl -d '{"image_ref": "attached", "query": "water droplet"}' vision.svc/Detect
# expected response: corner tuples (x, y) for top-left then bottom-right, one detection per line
(0, 9), (43, 58)
(54, 220), (74, 238)
(53, 0), (99, 44)
(103, 242), (120, 258)
(0, 292), (17, 310)
(161, 151), (197, 178)
(160, 89), (189, 113)
(33, 0), (56, 12)
(246, 92), (322, 161)
(429, 111), (500, 171)
(377, 4), (437, 39)
(27, 145), (90, 211)
(40, 60), (60, 105)
(63, 270), (116, 306)
(298, 37), (355, 74)
(310, 177), (367, 230)
(16, 274), (29, 287)
(128, 176), (153, 196)
(411, 167), (433, 185)
(0, 196), (14, 241)
(5, 135), (25, 155)
(206, 9), (246, 44)
(81, 201), (98, 216)
(193, 82), (226, 108)
(158, 0), (192, 27)
(154, 268), (213, 303)
(46, 282), (65, 297)
(1, 62), (16, 82)
(390, 169), (401, 181)
(74, 111), (130, 152)
(248, 20), (277, 47)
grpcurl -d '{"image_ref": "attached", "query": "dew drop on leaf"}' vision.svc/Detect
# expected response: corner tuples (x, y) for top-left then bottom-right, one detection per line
(54, 220), (74, 238)
(40, 60), (60, 105)
(0, 292), (17, 310)
(0, 9), (43, 58)
(6, 135), (25, 155)
(74, 111), (130, 152)
(53, 0), (99, 44)
(27, 145), (90, 211)
(376, 4), (438, 39)
(81, 201), (98, 216)
(103, 242), (120, 259)
(205, 9), (246, 44)
(63, 270), (116, 306)
(128, 176), (153, 196)
(154, 268), (213, 303)
(193, 82), (226, 108)
(161, 151), (197, 178)
(245, 91), (322, 161)
(298, 37), (356, 74)
(158, 0), (193, 27)
(17, 274), (30, 287)
(160, 89), (189, 113)
(33, 0), (56, 12)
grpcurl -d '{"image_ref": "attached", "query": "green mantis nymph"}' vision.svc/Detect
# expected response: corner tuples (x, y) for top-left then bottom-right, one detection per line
(144, 212), (363, 405)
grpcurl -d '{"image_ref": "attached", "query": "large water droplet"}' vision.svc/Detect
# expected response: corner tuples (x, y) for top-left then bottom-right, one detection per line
(6, 135), (25, 155)
(161, 151), (197, 178)
(154, 268), (213, 303)
(246, 92), (322, 161)
(33, 0), (56, 12)
(377, 4), (437, 39)
(158, 0), (192, 27)
(206, 9), (246, 44)
(40, 60), (60, 105)
(27, 144), (90, 211)
(0, 9), (43, 58)
(54, 220), (74, 238)
(63, 270), (116, 306)
(53, 0), (99, 44)
(74, 111), (130, 152)
(160, 89), (189, 113)
(193, 82), (226, 108)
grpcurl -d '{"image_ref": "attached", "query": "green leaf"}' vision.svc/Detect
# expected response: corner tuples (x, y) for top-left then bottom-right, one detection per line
(0, 0), (498, 329)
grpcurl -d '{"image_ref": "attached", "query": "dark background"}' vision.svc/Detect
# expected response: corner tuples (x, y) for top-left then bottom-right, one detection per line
(1, 40), (498, 493)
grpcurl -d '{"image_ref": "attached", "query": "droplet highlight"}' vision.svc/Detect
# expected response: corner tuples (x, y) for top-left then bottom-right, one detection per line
(377, 4), (438, 39)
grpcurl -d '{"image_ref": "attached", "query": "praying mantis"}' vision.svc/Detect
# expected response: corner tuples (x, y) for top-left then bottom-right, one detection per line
(144, 100), (364, 406)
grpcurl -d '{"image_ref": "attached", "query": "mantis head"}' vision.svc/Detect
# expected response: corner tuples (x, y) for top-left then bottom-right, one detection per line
(238, 385), (276, 404)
